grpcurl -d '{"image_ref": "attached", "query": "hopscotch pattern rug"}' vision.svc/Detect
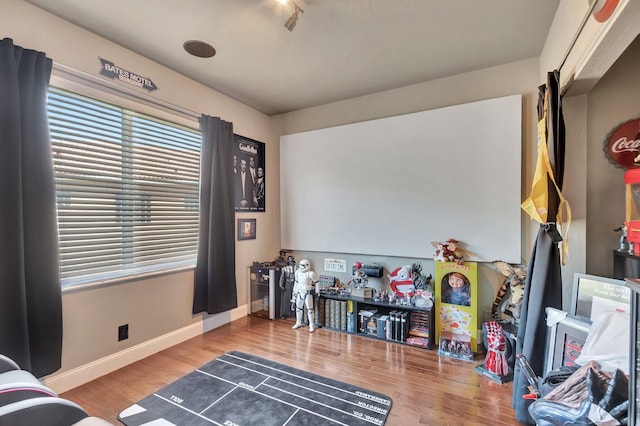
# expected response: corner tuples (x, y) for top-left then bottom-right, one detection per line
(118, 351), (392, 426)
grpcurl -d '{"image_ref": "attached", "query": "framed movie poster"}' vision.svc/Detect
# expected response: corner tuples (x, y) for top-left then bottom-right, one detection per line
(234, 134), (265, 212)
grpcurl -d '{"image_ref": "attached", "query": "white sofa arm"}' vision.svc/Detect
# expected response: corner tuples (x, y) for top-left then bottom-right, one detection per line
(0, 355), (20, 374)
(0, 396), (89, 425)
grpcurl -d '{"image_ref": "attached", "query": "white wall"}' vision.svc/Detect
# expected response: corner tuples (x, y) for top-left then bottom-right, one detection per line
(2, 0), (281, 391)
(280, 94), (523, 263)
(272, 58), (541, 323)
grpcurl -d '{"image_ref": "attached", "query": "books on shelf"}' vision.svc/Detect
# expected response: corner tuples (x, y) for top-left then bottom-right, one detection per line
(389, 311), (398, 341)
(409, 310), (431, 338)
(339, 301), (347, 331)
(399, 311), (408, 343)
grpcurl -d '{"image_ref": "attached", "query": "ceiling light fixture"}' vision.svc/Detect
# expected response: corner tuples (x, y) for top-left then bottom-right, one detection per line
(284, 0), (304, 32)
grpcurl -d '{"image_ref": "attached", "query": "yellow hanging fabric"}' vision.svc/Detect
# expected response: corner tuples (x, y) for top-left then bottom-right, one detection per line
(521, 90), (572, 264)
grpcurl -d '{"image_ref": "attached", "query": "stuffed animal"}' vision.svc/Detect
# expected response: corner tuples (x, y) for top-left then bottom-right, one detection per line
(432, 242), (447, 261)
(445, 239), (469, 264)
(431, 239), (468, 264)
(431, 241), (453, 262)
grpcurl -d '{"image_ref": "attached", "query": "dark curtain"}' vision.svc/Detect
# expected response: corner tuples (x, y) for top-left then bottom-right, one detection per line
(193, 115), (238, 314)
(512, 70), (566, 423)
(0, 38), (62, 377)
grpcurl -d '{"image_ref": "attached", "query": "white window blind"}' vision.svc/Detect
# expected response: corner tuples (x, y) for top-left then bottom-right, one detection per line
(47, 87), (201, 287)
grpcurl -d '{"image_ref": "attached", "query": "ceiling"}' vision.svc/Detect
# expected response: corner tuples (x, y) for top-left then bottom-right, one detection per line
(25, 0), (560, 116)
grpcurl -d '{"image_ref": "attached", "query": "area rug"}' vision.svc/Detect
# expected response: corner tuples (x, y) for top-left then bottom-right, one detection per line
(118, 351), (392, 426)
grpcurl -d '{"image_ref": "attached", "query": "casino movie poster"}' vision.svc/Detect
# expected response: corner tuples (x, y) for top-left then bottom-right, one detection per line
(435, 261), (478, 358)
(233, 134), (266, 212)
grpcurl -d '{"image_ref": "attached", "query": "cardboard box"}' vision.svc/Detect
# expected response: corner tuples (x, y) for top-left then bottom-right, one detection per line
(351, 287), (373, 298)
(435, 261), (479, 352)
(358, 308), (377, 333)
(365, 313), (379, 335)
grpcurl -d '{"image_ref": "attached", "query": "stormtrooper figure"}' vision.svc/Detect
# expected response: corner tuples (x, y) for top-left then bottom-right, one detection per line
(292, 259), (319, 332)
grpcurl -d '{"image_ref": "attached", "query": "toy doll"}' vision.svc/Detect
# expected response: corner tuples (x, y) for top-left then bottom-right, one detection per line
(441, 272), (471, 306)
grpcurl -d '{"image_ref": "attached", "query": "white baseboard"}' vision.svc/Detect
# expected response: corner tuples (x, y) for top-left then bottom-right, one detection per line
(203, 305), (247, 332)
(44, 305), (247, 394)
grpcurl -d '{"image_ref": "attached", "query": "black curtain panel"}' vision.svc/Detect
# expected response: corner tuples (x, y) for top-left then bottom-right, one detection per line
(193, 115), (237, 314)
(0, 38), (63, 377)
(512, 70), (566, 424)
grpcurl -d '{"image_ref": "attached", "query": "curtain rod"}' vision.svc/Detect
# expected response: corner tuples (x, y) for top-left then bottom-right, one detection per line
(558, 0), (600, 72)
(52, 62), (201, 122)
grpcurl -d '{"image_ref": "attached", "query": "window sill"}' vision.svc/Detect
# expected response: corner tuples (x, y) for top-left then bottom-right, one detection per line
(61, 263), (196, 294)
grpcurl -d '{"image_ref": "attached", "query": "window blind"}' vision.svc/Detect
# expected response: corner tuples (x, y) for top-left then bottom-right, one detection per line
(48, 87), (201, 287)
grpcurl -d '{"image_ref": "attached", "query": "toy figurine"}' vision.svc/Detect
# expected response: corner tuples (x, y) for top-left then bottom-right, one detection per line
(388, 292), (395, 303)
(614, 225), (630, 253)
(349, 262), (369, 288)
(279, 255), (296, 318)
(291, 259), (319, 332)
(491, 261), (527, 325)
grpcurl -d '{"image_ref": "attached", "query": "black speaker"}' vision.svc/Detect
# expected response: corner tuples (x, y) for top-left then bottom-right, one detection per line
(351, 264), (383, 278)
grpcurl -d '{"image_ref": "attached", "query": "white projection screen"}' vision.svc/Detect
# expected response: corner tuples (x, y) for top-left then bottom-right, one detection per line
(280, 94), (522, 263)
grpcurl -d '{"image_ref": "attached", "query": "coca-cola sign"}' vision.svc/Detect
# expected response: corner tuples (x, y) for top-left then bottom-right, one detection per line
(606, 118), (640, 169)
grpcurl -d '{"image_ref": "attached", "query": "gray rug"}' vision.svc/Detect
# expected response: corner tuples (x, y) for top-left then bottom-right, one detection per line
(118, 351), (392, 426)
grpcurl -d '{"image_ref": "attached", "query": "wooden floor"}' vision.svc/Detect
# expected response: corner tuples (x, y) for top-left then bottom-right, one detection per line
(61, 315), (523, 426)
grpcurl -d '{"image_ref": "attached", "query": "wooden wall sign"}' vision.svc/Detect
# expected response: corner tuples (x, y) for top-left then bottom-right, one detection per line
(99, 58), (158, 92)
(606, 117), (640, 169)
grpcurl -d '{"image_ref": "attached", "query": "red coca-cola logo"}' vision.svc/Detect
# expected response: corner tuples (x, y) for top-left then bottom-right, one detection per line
(592, 0), (619, 23)
(606, 118), (640, 169)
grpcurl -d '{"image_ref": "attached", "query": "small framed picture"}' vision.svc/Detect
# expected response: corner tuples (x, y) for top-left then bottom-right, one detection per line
(237, 218), (256, 240)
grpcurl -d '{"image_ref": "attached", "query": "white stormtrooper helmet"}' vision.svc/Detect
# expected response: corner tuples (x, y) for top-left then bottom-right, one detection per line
(299, 259), (311, 273)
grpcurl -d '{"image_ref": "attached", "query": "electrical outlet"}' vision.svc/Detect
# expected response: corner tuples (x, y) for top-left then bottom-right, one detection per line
(118, 324), (129, 341)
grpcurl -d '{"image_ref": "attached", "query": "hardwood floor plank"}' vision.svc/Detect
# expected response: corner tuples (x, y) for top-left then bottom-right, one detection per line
(61, 316), (522, 425)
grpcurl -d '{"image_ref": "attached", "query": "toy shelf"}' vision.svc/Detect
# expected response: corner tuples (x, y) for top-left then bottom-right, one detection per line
(317, 293), (434, 349)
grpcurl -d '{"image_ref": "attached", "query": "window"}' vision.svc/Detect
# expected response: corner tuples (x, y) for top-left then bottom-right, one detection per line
(47, 87), (201, 287)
